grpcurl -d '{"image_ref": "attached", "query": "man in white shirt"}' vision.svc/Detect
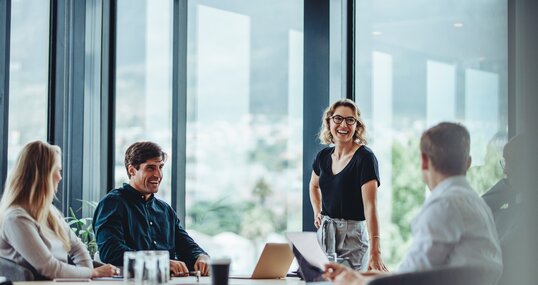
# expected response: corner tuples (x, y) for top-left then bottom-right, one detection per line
(323, 122), (503, 285)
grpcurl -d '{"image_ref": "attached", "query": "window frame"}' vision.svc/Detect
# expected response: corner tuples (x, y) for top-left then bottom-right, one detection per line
(0, 0), (10, 193)
(0, 0), (533, 229)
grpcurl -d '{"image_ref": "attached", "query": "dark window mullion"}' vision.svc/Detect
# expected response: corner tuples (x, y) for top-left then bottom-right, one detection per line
(303, 0), (330, 232)
(101, 0), (116, 194)
(171, 0), (188, 226)
(0, 0), (11, 193)
(47, 0), (57, 144)
(346, 0), (355, 100)
(50, 0), (86, 217)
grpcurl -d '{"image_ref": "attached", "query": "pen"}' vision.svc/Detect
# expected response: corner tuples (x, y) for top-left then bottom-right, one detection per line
(170, 271), (200, 276)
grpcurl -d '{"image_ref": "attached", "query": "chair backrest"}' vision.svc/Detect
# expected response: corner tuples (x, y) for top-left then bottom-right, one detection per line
(366, 266), (498, 285)
(0, 257), (35, 281)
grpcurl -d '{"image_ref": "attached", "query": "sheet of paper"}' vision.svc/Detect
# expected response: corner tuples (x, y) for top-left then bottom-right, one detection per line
(91, 276), (123, 281)
(286, 232), (329, 270)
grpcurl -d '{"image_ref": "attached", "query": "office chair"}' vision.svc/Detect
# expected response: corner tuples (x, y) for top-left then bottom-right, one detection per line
(366, 266), (498, 285)
(0, 257), (35, 281)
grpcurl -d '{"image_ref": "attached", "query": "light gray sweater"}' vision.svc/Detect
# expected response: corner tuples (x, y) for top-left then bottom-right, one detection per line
(0, 207), (93, 279)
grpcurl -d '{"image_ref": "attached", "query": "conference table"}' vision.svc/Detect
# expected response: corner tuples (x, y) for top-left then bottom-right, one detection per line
(14, 276), (309, 285)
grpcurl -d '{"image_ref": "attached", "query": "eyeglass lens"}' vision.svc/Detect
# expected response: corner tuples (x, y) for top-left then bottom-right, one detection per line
(332, 115), (356, 125)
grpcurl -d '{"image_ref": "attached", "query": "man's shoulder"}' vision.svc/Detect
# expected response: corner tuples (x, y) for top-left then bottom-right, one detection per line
(151, 197), (175, 211)
(418, 185), (470, 218)
(426, 181), (492, 220)
(102, 188), (126, 200)
(429, 185), (476, 208)
(482, 179), (511, 201)
(431, 177), (476, 200)
(97, 188), (128, 208)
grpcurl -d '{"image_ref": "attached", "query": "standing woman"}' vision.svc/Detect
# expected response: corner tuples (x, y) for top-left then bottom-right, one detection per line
(0, 141), (119, 279)
(310, 99), (387, 271)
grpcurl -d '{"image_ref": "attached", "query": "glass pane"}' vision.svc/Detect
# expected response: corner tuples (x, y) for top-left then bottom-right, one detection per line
(186, 0), (304, 273)
(8, 0), (50, 170)
(355, 1), (508, 268)
(115, 0), (173, 202)
(83, 0), (103, 211)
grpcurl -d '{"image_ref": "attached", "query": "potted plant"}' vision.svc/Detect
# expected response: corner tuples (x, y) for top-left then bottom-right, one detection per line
(65, 200), (98, 257)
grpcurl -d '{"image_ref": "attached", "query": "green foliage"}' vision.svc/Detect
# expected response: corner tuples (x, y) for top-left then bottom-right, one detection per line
(65, 200), (98, 257)
(248, 139), (289, 171)
(467, 151), (504, 195)
(187, 178), (285, 242)
(386, 136), (504, 268)
(240, 203), (277, 241)
(252, 178), (273, 206)
(187, 198), (243, 235)
(388, 138), (424, 265)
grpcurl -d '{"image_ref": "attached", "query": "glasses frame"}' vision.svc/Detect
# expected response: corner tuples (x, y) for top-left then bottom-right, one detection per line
(330, 115), (357, 126)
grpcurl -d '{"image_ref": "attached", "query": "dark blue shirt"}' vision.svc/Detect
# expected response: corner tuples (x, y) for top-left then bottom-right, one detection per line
(93, 183), (207, 269)
(312, 145), (380, 221)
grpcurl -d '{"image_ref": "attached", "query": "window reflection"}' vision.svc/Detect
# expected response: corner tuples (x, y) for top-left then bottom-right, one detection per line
(115, 0), (173, 202)
(7, 0), (49, 171)
(186, 0), (303, 273)
(356, 0), (508, 268)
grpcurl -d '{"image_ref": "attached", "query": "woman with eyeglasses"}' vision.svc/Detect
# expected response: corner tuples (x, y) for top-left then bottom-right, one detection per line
(310, 99), (387, 272)
(0, 141), (119, 279)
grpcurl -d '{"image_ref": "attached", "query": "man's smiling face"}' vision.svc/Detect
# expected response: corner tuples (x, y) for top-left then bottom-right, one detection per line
(128, 157), (164, 199)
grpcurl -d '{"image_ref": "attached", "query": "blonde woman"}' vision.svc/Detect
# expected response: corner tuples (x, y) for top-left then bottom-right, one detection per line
(0, 141), (119, 279)
(310, 99), (387, 271)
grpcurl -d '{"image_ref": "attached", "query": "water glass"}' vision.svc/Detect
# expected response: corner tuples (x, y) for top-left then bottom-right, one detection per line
(154, 251), (170, 284)
(326, 252), (337, 262)
(124, 251), (141, 285)
(137, 251), (157, 285)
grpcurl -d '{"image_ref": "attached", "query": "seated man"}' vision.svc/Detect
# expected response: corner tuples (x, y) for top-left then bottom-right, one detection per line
(482, 134), (532, 285)
(482, 135), (524, 242)
(324, 122), (503, 285)
(93, 141), (209, 277)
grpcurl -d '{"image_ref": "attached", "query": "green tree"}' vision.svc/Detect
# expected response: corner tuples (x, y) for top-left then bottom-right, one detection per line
(252, 178), (273, 206)
(389, 138), (424, 265)
(467, 151), (504, 195)
(240, 202), (276, 241)
(187, 178), (285, 242)
(468, 131), (507, 195)
(187, 198), (243, 235)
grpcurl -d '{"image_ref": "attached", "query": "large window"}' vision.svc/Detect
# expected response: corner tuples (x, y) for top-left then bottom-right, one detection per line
(185, 0), (304, 273)
(7, 0), (49, 170)
(355, 0), (508, 268)
(82, 0), (104, 208)
(115, 0), (173, 202)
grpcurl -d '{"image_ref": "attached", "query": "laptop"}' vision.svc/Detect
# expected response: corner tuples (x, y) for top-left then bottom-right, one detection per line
(229, 243), (294, 279)
(286, 232), (332, 285)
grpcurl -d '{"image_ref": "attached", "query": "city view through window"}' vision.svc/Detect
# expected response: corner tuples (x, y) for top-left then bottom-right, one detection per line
(6, 0), (508, 273)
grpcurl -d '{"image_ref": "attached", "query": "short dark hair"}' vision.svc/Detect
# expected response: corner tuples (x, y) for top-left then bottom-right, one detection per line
(420, 122), (470, 176)
(124, 142), (167, 178)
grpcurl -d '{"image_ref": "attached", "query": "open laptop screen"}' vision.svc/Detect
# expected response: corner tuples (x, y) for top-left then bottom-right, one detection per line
(292, 245), (325, 282)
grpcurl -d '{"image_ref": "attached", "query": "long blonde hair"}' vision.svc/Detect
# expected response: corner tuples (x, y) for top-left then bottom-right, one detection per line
(318, 99), (367, 145)
(0, 141), (71, 250)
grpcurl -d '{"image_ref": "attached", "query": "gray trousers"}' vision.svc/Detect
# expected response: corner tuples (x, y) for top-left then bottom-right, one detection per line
(317, 215), (369, 271)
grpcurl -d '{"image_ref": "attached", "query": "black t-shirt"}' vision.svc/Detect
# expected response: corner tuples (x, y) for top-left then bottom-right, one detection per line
(312, 145), (380, 221)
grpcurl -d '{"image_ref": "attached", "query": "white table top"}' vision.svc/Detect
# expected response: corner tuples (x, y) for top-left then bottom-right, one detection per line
(14, 276), (307, 285)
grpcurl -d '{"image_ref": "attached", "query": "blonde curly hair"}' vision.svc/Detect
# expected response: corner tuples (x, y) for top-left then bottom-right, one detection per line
(318, 99), (367, 145)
